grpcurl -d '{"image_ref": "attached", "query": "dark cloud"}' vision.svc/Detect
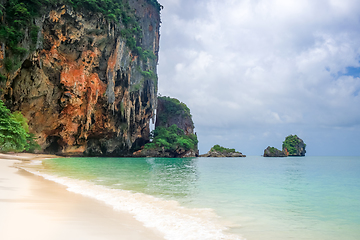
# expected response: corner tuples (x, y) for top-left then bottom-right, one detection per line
(157, 0), (360, 155)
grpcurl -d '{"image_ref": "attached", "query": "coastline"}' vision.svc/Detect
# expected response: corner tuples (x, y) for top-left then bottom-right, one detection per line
(0, 154), (164, 240)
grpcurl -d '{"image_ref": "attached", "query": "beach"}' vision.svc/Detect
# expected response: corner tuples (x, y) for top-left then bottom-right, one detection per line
(0, 154), (164, 240)
(1, 155), (359, 240)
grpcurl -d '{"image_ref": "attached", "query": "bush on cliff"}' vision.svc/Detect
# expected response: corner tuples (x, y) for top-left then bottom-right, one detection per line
(0, 100), (40, 153)
(144, 124), (198, 152)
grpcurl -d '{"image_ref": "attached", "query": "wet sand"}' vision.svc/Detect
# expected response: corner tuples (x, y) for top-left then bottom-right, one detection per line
(0, 155), (164, 240)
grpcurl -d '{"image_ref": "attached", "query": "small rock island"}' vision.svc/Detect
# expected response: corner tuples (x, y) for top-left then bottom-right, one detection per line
(134, 96), (199, 158)
(264, 135), (306, 157)
(200, 145), (246, 157)
(263, 146), (287, 157)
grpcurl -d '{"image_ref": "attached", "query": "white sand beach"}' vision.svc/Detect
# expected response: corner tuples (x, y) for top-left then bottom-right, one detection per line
(0, 154), (164, 240)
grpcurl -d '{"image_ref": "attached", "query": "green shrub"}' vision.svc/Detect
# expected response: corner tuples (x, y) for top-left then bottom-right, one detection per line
(0, 100), (40, 152)
(157, 96), (193, 127)
(30, 25), (39, 44)
(131, 83), (142, 92)
(0, 74), (6, 82)
(269, 147), (277, 154)
(210, 144), (238, 153)
(142, 50), (156, 60)
(4, 58), (13, 71)
(12, 46), (28, 57)
(144, 124), (198, 152)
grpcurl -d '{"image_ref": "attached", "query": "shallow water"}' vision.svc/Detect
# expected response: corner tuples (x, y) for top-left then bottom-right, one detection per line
(28, 156), (360, 240)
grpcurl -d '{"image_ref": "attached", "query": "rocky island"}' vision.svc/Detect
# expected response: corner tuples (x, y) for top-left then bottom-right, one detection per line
(263, 146), (287, 157)
(263, 135), (306, 157)
(200, 144), (246, 157)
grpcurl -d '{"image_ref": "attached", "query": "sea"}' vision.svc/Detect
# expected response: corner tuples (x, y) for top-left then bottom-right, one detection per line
(22, 156), (360, 240)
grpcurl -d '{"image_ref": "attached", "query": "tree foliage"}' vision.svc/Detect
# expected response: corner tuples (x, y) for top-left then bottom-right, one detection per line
(144, 124), (198, 152)
(0, 100), (40, 152)
(268, 147), (279, 154)
(210, 144), (238, 153)
(157, 96), (193, 127)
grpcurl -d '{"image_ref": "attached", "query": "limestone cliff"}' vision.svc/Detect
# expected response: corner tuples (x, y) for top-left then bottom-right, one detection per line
(0, 0), (161, 156)
(155, 96), (194, 135)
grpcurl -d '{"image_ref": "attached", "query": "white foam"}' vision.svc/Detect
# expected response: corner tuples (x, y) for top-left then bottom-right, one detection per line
(20, 165), (244, 240)
(28, 160), (43, 165)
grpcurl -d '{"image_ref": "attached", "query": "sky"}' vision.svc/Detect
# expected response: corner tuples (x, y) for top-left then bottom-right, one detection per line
(156, 0), (360, 156)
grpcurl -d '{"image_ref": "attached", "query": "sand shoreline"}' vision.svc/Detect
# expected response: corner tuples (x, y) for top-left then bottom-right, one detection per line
(0, 154), (164, 240)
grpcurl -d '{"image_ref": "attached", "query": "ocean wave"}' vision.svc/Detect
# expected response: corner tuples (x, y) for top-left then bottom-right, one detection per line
(20, 161), (244, 240)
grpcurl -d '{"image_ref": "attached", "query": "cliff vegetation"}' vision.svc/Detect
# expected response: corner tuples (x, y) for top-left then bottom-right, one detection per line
(144, 124), (198, 152)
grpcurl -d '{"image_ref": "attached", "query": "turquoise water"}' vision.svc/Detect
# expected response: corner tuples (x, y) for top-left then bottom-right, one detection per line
(39, 156), (360, 240)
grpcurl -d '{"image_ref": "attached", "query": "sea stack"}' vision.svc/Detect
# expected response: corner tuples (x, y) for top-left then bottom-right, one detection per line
(282, 135), (306, 156)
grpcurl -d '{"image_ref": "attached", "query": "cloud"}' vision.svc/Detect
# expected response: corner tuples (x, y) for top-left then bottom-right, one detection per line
(157, 0), (360, 155)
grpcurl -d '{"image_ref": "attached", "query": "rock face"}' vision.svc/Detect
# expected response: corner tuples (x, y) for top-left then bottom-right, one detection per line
(282, 135), (306, 156)
(263, 146), (287, 157)
(0, 1), (160, 156)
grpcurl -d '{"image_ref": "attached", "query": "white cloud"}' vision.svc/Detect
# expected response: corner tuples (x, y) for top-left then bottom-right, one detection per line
(157, 0), (360, 155)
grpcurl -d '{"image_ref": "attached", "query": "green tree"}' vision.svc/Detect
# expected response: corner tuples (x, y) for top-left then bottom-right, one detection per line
(157, 96), (193, 127)
(0, 100), (40, 152)
(144, 124), (198, 152)
(210, 144), (238, 153)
